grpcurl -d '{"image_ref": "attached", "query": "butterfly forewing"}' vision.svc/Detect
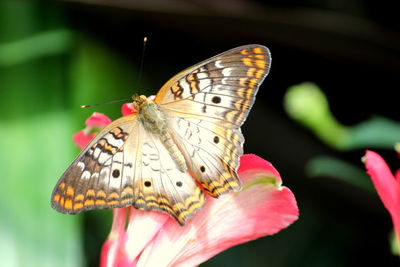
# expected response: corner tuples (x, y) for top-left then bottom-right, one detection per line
(155, 44), (270, 197)
(51, 117), (137, 214)
(155, 45), (270, 127)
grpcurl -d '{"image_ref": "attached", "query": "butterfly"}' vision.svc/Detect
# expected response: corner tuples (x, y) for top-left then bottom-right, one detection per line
(51, 44), (271, 225)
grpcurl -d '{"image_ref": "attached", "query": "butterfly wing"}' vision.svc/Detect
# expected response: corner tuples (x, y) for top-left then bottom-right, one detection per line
(154, 44), (271, 196)
(51, 116), (136, 214)
(51, 114), (205, 225)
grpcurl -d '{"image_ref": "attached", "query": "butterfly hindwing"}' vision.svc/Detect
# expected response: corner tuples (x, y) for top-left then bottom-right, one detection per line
(170, 117), (244, 197)
(132, 125), (205, 225)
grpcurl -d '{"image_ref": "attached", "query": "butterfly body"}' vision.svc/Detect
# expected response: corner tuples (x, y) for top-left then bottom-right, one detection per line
(134, 94), (187, 172)
(52, 45), (271, 225)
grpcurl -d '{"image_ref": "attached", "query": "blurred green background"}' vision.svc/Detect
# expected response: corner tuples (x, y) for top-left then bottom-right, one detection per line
(1, 0), (400, 266)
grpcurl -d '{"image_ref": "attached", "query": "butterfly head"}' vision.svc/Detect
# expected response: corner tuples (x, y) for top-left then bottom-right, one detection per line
(132, 94), (150, 111)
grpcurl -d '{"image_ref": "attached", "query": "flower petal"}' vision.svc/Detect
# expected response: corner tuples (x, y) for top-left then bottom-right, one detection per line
(121, 103), (135, 116)
(72, 130), (96, 149)
(364, 150), (400, 247)
(125, 209), (170, 265)
(139, 154), (299, 266)
(100, 208), (129, 267)
(85, 112), (112, 127)
(365, 150), (400, 216)
(238, 153), (282, 184)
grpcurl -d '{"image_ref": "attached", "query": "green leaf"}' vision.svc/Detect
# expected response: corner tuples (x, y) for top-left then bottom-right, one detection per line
(284, 82), (349, 150)
(344, 116), (400, 150)
(306, 156), (374, 192)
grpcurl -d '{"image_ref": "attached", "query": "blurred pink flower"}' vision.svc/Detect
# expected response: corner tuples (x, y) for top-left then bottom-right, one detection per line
(364, 150), (400, 249)
(73, 102), (299, 266)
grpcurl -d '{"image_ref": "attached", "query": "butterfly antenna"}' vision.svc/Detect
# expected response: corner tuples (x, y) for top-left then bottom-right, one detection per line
(137, 36), (148, 95)
(80, 98), (131, 109)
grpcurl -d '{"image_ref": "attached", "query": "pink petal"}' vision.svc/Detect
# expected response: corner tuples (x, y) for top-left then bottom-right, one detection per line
(85, 112), (112, 127)
(138, 154), (299, 266)
(121, 103), (135, 116)
(239, 153), (282, 184)
(124, 209), (170, 265)
(100, 208), (129, 267)
(72, 130), (96, 149)
(365, 150), (400, 246)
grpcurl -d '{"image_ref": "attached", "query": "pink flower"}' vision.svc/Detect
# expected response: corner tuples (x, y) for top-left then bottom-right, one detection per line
(73, 112), (112, 149)
(364, 150), (400, 249)
(73, 103), (299, 266)
(73, 104), (132, 149)
(100, 154), (298, 267)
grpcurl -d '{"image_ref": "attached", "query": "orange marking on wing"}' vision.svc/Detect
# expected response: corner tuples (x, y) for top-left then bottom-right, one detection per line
(97, 139), (116, 154)
(60, 196), (65, 207)
(240, 49), (249, 55)
(144, 195), (157, 202)
(74, 194), (84, 202)
(255, 54), (265, 59)
(255, 69), (264, 78)
(253, 47), (263, 54)
(172, 203), (185, 212)
(255, 59), (266, 69)
(95, 199), (106, 205)
(96, 190), (106, 199)
(64, 198), (73, 210)
(58, 182), (66, 191)
(246, 68), (256, 77)
(249, 78), (258, 88)
(107, 200), (119, 205)
(246, 88), (254, 99)
(239, 77), (248, 87)
(84, 199), (94, 206)
(157, 204), (174, 214)
(242, 58), (253, 67)
(241, 98), (251, 109)
(105, 144), (117, 154)
(53, 194), (60, 202)
(192, 80), (200, 92)
(122, 187), (133, 197)
(234, 99), (244, 110)
(225, 110), (238, 122)
(236, 88), (246, 98)
(107, 192), (120, 200)
(66, 186), (75, 197)
(111, 128), (128, 140)
(74, 202), (84, 210)
(86, 189), (95, 198)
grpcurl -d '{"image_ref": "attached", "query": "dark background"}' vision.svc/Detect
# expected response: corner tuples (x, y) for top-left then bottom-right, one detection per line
(1, 0), (399, 266)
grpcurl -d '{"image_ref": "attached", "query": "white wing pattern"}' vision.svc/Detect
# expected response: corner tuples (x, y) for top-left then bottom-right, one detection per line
(52, 44), (270, 225)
